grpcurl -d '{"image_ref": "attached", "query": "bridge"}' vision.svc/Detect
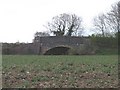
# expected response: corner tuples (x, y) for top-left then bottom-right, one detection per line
(33, 36), (93, 55)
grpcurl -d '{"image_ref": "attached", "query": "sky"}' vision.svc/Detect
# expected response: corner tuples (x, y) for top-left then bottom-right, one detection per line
(0, 0), (119, 43)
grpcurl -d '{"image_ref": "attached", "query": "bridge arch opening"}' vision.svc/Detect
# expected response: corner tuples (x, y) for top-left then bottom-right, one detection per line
(44, 46), (71, 55)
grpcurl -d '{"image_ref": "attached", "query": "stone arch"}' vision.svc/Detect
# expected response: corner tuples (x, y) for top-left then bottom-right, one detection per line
(44, 46), (71, 55)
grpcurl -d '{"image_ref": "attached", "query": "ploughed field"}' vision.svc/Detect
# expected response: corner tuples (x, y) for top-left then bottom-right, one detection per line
(2, 55), (118, 88)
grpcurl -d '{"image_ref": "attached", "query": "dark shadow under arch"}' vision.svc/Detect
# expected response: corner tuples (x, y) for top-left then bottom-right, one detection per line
(44, 46), (70, 55)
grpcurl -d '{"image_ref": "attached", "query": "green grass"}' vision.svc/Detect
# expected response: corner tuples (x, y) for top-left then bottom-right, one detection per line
(2, 55), (118, 88)
(95, 48), (118, 55)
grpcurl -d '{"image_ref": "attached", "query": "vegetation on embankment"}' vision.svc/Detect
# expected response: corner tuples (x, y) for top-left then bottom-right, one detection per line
(90, 34), (118, 55)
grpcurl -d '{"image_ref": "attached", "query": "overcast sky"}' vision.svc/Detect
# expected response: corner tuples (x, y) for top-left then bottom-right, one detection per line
(0, 0), (119, 43)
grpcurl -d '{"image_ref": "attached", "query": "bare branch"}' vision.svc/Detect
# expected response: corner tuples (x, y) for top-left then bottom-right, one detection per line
(45, 13), (83, 36)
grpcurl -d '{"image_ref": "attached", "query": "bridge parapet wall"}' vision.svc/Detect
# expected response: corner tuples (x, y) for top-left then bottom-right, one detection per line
(34, 36), (92, 55)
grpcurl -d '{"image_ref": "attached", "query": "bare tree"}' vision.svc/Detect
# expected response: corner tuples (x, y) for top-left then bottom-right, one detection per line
(93, 14), (107, 37)
(46, 13), (83, 36)
(93, 1), (120, 37)
(107, 1), (120, 33)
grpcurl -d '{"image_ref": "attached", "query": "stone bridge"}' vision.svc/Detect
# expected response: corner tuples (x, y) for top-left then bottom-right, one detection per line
(33, 36), (93, 55)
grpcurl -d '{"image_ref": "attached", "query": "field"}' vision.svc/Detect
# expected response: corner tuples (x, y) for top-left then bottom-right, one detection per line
(2, 55), (118, 88)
